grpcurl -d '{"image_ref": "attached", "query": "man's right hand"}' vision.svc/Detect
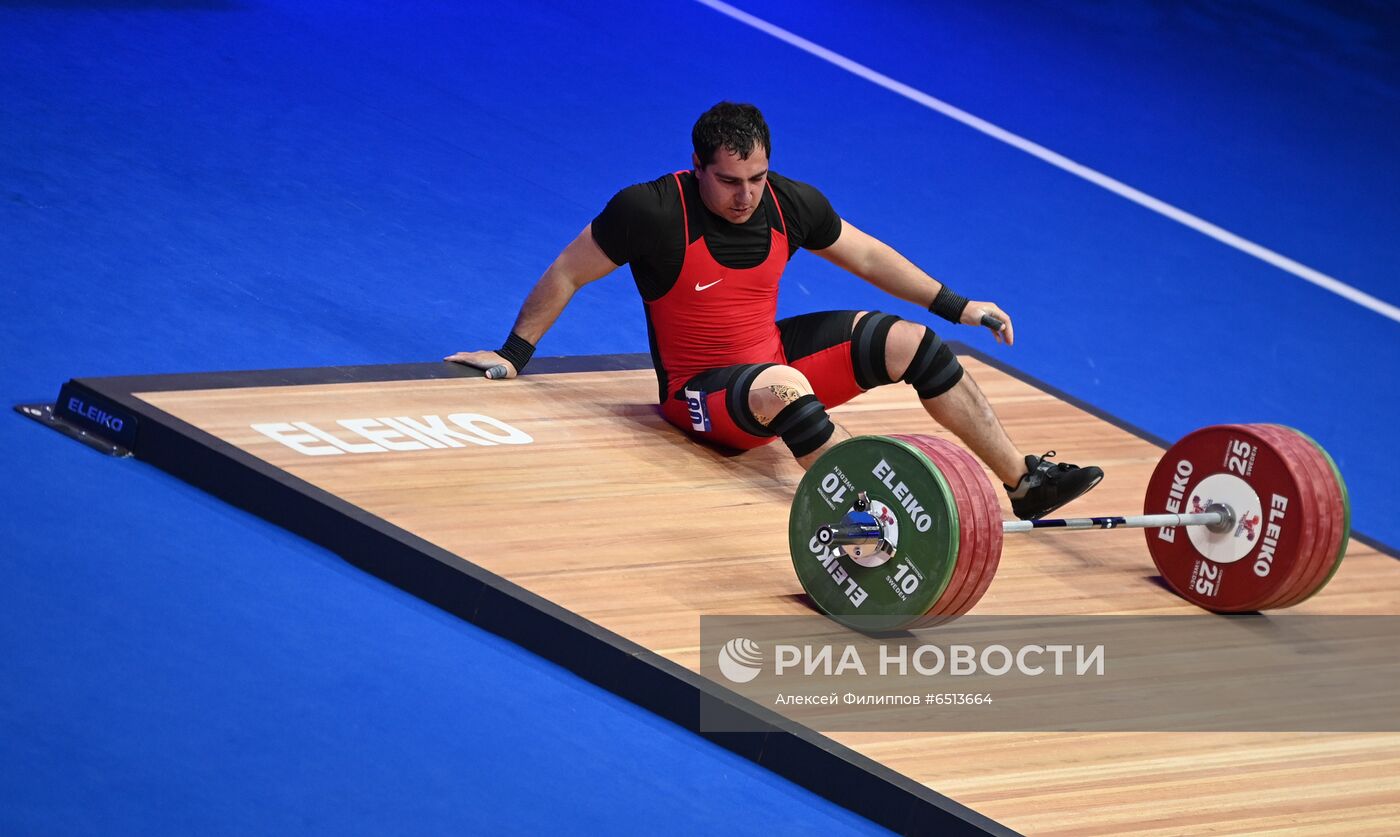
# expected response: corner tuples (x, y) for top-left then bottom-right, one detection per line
(443, 350), (518, 380)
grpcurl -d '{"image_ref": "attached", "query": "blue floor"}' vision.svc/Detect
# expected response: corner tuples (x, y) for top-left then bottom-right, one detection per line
(4, 1), (1397, 833)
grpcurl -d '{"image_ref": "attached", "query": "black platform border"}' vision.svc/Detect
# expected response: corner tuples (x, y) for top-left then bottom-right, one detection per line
(41, 347), (1396, 837)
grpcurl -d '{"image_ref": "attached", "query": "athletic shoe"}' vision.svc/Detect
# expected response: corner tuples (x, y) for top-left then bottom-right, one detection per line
(1005, 451), (1104, 520)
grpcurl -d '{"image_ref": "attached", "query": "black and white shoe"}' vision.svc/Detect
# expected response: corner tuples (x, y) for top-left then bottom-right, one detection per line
(1005, 452), (1104, 520)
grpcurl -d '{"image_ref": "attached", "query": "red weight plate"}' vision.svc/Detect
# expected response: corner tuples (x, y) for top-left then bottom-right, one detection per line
(1287, 429), (1351, 606)
(921, 437), (990, 618)
(1194, 424), (1320, 611)
(894, 434), (1003, 620)
(1254, 425), (1327, 610)
(1144, 424), (1317, 612)
(1207, 424), (1320, 611)
(1262, 426), (1346, 609)
(929, 435), (1002, 617)
(891, 435), (983, 622)
(1255, 425), (1344, 610)
(940, 444), (1002, 616)
(1247, 425), (1329, 610)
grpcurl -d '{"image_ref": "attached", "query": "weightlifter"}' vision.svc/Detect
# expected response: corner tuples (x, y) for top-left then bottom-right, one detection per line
(447, 102), (1102, 520)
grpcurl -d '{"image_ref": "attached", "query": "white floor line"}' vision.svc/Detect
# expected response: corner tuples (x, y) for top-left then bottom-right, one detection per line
(694, 0), (1400, 325)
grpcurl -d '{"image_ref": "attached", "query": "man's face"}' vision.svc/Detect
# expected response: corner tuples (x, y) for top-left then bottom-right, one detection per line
(693, 146), (769, 225)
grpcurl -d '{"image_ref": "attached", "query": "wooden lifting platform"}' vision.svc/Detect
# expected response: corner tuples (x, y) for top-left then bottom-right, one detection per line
(26, 348), (1400, 836)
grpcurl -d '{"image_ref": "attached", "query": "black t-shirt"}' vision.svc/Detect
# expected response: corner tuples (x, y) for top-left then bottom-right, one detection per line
(591, 171), (842, 301)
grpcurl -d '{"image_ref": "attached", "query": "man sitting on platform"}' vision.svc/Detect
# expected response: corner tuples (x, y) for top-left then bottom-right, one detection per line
(446, 101), (1100, 520)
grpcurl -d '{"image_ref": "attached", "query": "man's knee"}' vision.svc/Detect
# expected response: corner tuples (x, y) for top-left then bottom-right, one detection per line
(851, 312), (964, 399)
(748, 365), (812, 424)
(745, 366), (835, 457)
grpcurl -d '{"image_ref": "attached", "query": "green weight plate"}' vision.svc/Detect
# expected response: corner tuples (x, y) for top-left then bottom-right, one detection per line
(789, 435), (960, 631)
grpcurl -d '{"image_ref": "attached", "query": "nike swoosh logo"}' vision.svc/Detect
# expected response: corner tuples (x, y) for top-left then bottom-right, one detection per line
(694, 279), (724, 292)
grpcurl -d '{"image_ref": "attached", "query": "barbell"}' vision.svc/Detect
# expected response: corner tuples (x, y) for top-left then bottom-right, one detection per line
(788, 424), (1350, 631)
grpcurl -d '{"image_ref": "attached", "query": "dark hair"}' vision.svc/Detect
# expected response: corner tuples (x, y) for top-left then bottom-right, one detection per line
(692, 102), (771, 168)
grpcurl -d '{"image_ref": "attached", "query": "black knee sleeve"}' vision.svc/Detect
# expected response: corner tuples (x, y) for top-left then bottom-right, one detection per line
(903, 330), (964, 399)
(727, 363), (778, 437)
(769, 394), (835, 458)
(851, 312), (964, 399)
(850, 312), (900, 390)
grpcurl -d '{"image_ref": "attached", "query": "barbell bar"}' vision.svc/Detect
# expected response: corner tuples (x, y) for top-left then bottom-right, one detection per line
(820, 501), (1236, 545)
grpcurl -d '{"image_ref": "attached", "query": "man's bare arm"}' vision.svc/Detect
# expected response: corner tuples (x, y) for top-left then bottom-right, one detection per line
(813, 220), (1014, 345)
(445, 224), (620, 377)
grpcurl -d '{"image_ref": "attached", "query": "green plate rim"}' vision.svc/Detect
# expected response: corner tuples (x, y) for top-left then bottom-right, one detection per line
(787, 434), (961, 630)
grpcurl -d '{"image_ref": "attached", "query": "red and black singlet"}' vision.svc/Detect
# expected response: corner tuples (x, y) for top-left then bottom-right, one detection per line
(643, 171), (789, 397)
(590, 170), (842, 401)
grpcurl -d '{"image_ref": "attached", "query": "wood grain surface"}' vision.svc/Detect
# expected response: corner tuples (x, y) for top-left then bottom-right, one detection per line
(139, 357), (1400, 836)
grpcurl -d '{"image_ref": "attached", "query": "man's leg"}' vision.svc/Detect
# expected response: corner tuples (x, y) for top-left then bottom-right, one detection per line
(879, 318), (1025, 486)
(769, 308), (1102, 519)
(854, 312), (1103, 519)
(760, 310), (1013, 474)
(746, 364), (850, 470)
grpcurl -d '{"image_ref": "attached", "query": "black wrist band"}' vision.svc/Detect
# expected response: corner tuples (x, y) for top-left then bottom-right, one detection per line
(929, 285), (970, 324)
(496, 331), (536, 373)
